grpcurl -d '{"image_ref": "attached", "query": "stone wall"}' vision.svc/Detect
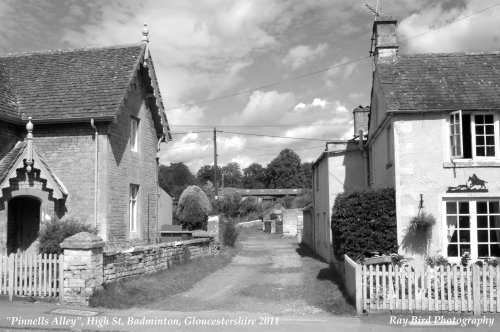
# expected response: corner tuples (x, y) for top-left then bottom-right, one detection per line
(103, 237), (219, 283)
(282, 208), (302, 237)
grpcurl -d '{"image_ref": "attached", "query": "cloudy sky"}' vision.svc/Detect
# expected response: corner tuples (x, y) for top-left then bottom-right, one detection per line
(2, 0), (500, 172)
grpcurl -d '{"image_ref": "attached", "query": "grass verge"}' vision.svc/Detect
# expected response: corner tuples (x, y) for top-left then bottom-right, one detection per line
(89, 245), (237, 309)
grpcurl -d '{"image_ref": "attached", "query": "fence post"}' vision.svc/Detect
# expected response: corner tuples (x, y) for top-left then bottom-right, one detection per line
(8, 254), (13, 301)
(472, 264), (481, 315)
(355, 263), (363, 315)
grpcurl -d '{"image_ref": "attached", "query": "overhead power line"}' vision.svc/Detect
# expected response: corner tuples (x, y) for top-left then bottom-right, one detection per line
(217, 137), (325, 152)
(163, 2), (499, 112)
(218, 130), (331, 142)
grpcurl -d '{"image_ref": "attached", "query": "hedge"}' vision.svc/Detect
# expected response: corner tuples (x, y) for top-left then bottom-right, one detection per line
(331, 187), (397, 260)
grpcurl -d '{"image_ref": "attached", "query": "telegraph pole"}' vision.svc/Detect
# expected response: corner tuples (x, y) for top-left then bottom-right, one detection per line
(213, 128), (218, 199)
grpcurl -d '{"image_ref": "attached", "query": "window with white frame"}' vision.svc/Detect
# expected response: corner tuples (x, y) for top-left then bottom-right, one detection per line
(445, 200), (500, 259)
(449, 111), (498, 159)
(130, 117), (139, 152)
(129, 184), (139, 233)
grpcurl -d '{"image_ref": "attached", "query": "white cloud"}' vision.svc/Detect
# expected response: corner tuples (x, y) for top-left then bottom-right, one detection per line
(398, 0), (500, 53)
(282, 43), (328, 70)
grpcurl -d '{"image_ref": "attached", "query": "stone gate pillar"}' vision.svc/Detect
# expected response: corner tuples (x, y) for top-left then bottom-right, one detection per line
(60, 232), (105, 306)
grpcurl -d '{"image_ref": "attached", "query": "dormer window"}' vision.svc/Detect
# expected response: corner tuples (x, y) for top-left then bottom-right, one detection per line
(131, 117), (139, 152)
(449, 111), (498, 160)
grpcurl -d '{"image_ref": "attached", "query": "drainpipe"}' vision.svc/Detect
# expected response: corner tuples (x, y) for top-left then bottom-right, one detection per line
(156, 134), (164, 243)
(359, 129), (369, 187)
(90, 119), (98, 228)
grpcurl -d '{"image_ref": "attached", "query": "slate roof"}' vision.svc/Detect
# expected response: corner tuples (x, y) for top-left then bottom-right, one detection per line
(0, 141), (26, 187)
(0, 44), (170, 138)
(377, 52), (500, 111)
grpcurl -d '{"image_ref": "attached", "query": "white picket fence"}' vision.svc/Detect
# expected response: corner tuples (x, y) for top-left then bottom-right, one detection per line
(0, 252), (63, 299)
(344, 255), (500, 315)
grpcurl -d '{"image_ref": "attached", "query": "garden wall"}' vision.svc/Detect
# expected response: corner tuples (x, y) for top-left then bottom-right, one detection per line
(103, 238), (219, 283)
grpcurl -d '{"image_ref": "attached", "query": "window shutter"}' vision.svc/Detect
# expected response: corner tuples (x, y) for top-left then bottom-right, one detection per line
(450, 111), (463, 159)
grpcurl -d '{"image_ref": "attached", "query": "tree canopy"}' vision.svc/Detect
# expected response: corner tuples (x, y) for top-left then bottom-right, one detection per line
(242, 163), (266, 189)
(265, 149), (306, 188)
(176, 185), (211, 230)
(158, 162), (197, 199)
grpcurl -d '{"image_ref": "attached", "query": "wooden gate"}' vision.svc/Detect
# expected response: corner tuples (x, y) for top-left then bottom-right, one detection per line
(0, 252), (63, 300)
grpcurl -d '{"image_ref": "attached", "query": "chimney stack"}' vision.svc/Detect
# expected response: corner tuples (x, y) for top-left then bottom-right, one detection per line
(353, 106), (370, 137)
(371, 17), (398, 62)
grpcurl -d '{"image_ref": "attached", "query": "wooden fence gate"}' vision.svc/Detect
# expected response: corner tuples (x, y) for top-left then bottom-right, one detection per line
(0, 252), (63, 300)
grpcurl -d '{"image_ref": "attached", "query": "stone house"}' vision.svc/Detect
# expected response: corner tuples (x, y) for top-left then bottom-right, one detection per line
(312, 17), (500, 264)
(0, 27), (171, 253)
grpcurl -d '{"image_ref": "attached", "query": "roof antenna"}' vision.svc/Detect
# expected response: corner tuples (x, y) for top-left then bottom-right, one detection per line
(364, 0), (380, 19)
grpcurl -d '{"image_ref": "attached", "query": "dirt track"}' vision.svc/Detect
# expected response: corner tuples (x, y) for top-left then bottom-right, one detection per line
(150, 226), (354, 316)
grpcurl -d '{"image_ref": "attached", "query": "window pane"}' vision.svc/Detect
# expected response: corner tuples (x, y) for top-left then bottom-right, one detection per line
(476, 126), (484, 134)
(450, 230), (458, 242)
(478, 244), (489, 257)
(477, 136), (485, 145)
(459, 216), (470, 228)
(460, 230), (470, 242)
(459, 202), (469, 214)
(447, 216), (457, 228)
(486, 136), (495, 145)
(490, 216), (500, 228)
(490, 230), (499, 242)
(447, 202), (457, 214)
(486, 147), (495, 156)
(490, 202), (500, 213)
(484, 114), (494, 123)
(475, 115), (485, 124)
(486, 125), (494, 135)
(476, 147), (485, 156)
(478, 216), (488, 228)
(477, 201), (488, 214)
(491, 245), (500, 257)
(460, 244), (470, 256)
(478, 230), (488, 242)
(447, 244), (458, 257)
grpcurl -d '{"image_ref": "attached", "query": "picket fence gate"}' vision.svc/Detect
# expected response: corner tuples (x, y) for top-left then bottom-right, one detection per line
(360, 263), (500, 314)
(0, 252), (63, 300)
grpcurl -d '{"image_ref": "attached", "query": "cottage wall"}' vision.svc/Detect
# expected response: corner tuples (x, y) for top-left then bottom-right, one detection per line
(106, 73), (159, 244)
(393, 112), (500, 262)
(33, 123), (99, 224)
(282, 208), (302, 237)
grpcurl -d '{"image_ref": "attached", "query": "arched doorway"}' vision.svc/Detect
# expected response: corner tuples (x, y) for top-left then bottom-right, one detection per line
(7, 196), (41, 253)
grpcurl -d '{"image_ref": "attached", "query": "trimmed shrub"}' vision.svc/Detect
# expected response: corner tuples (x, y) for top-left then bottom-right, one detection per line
(177, 185), (212, 230)
(331, 187), (397, 260)
(38, 217), (97, 255)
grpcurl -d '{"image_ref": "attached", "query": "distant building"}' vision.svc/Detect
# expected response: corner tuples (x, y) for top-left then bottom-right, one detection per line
(219, 187), (304, 203)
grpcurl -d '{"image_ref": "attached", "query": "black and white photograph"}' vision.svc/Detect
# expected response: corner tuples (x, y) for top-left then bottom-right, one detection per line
(0, 0), (499, 331)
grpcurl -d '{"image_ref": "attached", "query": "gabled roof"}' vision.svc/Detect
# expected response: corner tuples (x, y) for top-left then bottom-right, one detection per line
(0, 141), (68, 199)
(377, 52), (500, 111)
(0, 44), (170, 138)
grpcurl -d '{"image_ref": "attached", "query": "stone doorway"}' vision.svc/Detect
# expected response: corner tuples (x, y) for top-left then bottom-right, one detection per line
(7, 196), (41, 254)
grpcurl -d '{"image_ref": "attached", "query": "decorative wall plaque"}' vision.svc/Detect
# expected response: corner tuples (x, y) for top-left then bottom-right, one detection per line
(447, 173), (488, 193)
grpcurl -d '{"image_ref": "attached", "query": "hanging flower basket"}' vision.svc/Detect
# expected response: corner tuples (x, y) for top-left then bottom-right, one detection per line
(406, 212), (436, 235)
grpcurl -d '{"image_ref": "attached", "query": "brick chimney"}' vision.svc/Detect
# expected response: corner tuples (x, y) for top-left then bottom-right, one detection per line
(353, 106), (370, 137)
(371, 17), (398, 62)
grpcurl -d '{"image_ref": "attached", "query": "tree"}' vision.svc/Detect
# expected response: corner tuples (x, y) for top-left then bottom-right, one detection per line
(265, 149), (305, 188)
(197, 165), (222, 186)
(158, 162), (197, 199)
(242, 163), (266, 189)
(301, 162), (313, 189)
(176, 185), (211, 230)
(222, 162), (243, 188)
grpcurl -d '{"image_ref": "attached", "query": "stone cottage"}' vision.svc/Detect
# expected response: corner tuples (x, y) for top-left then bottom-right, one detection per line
(0, 26), (171, 253)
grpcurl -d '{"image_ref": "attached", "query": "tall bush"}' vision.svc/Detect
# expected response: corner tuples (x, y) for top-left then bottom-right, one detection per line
(38, 217), (97, 255)
(177, 185), (212, 230)
(331, 187), (397, 260)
